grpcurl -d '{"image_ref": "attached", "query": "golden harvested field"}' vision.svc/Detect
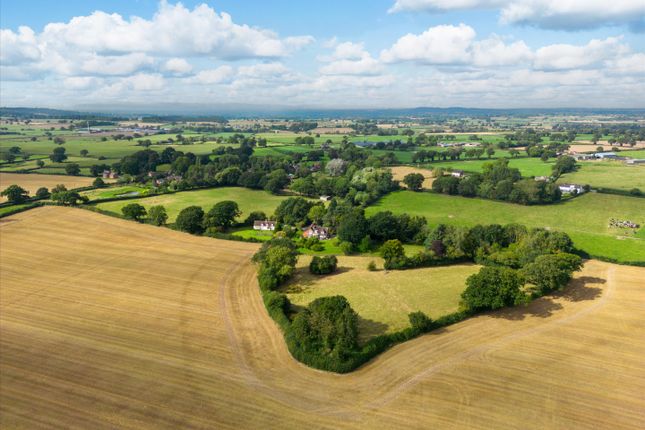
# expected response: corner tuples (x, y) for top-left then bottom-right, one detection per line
(0, 172), (96, 201)
(390, 166), (435, 189)
(1, 207), (644, 429)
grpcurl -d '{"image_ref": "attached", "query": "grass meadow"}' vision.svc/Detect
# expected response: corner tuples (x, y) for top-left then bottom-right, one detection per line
(367, 191), (645, 264)
(281, 255), (480, 342)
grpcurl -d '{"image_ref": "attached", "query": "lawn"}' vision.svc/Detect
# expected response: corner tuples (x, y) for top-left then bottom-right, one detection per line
(367, 191), (645, 264)
(281, 255), (480, 342)
(558, 161), (645, 192)
(95, 187), (292, 222)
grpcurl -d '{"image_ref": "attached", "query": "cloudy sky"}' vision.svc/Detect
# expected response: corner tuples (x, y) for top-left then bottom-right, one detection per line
(1, 0), (644, 109)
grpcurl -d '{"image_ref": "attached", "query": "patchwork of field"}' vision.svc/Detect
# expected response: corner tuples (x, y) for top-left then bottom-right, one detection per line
(0, 172), (96, 201)
(94, 187), (292, 222)
(1, 207), (644, 429)
(282, 256), (479, 341)
(367, 191), (645, 264)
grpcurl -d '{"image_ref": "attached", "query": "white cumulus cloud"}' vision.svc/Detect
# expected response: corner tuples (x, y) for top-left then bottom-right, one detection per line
(380, 24), (476, 64)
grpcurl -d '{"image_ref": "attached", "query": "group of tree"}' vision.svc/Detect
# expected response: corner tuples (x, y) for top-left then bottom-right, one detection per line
(432, 159), (562, 204)
(174, 200), (241, 235)
(121, 203), (168, 226)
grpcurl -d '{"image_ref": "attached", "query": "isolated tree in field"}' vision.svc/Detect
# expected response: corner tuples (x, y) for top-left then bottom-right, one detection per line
(309, 255), (338, 275)
(147, 205), (168, 226)
(175, 205), (205, 234)
(53, 137), (65, 145)
(403, 173), (424, 191)
(1, 185), (29, 203)
(204, 200), (241, 229)
(36, 159), (45, 168)
(381, 239), (406, 269)
(50, 146), (67, 162)
(65, 163), (81, 176)
(93, 177), (106, 188)
(35, 187), (50, 199)
(8, 146), (21, 155)
(461, 266), (526, 312)
(486, 147), (495, 158)
(80, 149), (89, 157)
(2, 153), (16, 163)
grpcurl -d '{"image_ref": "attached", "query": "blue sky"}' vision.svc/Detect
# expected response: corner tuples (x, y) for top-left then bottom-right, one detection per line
(1, 0), (644, 109)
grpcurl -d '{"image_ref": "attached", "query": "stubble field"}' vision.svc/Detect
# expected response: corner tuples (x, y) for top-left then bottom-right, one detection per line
(1, 207), (644, 429)
(0, 172), (96, 201)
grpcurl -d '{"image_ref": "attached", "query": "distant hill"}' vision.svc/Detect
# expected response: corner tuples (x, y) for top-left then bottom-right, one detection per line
(2, 105), (644, 120)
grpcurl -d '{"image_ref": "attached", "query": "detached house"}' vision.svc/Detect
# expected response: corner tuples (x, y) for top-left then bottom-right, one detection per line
(253, 220), (276, 231)
(303, 223), (330, 240)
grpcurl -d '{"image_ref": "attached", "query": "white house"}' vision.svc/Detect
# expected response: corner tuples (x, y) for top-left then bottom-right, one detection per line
(253, 220), (276, 231)
(451, 170), (465, 178)
(319, 195), (331, 202)
(559, 184), (585, 194)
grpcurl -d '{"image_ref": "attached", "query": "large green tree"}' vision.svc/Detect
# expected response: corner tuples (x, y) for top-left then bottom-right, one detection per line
(1, 185), (29, 203)
(203, 200), (241, 229)
(461, 266), (526, 312)
(175, 206), (205, 234)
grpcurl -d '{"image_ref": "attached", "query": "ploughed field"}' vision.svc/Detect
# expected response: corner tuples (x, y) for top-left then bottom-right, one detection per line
(1, 207), (644, 429)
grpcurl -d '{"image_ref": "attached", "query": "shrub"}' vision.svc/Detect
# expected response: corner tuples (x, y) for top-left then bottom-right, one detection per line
(408, 311), (433, 333)
(309, 255), (338, 275)
(630, 188), (642, 196)
(92, 177), (106, 188)
(367, 260), (377, 271)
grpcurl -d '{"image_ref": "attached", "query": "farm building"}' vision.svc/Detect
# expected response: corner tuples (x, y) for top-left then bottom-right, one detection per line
(594, 152), (618, 160)
(534, 176), (549, 182)
(253, 220), (276, 231)
(559, 184), (585, 194)
(451, 170), (465, 178)
(303, 223), (330, 240)
(319, 195), (331, 202)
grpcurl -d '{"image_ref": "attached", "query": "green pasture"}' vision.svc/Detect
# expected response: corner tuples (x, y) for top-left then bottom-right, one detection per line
(366, 191), (645, 264)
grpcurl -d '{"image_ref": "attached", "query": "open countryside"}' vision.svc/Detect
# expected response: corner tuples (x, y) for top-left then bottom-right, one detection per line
(1, 208), (643, 429)
(2, 0), (645, 428)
